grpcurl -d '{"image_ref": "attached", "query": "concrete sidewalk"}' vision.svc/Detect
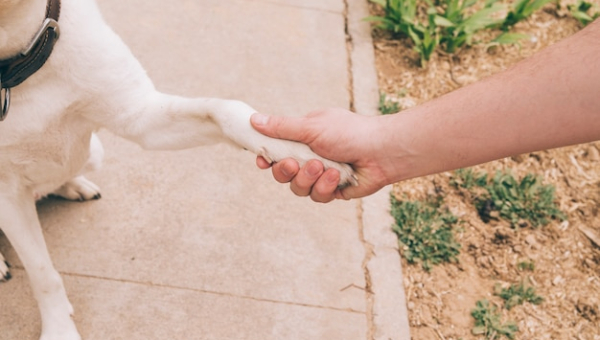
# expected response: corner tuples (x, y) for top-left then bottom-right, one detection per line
(0, 1), (409, 339)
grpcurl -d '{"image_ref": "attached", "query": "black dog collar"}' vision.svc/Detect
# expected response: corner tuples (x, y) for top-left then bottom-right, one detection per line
(0, 0), (61, 121)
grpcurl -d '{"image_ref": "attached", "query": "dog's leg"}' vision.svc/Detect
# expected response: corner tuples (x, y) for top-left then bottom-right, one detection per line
(52, 133), (104, 201)
(0, 190), (80, 340)
(0, 251), (10, 281)
(99, 93), (356, 186)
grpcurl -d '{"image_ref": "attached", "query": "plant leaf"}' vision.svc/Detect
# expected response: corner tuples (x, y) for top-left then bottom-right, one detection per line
(435, 15), (456, 27)
(493, 32), (531, 44)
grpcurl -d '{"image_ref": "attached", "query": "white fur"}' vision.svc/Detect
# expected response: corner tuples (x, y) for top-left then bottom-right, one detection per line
(0, 1), (355, 339)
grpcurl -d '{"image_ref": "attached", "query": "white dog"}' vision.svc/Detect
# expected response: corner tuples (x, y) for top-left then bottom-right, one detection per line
(0, 0), (356, 339)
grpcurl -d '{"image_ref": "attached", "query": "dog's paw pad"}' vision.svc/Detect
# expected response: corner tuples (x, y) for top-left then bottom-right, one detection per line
(52, 176), (102, 201)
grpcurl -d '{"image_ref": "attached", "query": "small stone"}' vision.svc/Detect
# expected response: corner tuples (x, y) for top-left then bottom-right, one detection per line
(552, 275), (565, 286)
(588, 146), (600, 161)
(525, 235), (537, 246)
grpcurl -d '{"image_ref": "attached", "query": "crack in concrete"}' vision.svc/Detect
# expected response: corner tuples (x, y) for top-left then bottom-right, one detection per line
(7, 265), (367, 315)
(357, 200), (377, 340)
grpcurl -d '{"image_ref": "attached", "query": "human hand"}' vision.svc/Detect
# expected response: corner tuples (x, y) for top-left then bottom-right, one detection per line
(250, 108), (390, 202)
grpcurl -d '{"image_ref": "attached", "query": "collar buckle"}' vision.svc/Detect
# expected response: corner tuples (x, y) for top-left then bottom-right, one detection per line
(21, 18), (60, 57)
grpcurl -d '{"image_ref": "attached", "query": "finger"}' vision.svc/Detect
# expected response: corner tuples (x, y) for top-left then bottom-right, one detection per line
(289, 159), (324, 197)
(250, 113), (306, 141)
(271, 159), (300, 184)
(309, 168), (340, 203)
(256, 156), (273, 169)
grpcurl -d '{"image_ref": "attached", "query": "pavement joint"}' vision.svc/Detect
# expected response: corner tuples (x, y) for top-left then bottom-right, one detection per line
(345, 0), (412, 338)
(343, 0), (356, 113)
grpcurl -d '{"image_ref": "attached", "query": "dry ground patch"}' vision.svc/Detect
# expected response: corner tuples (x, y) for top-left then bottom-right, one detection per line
(369, 2), (600, 339)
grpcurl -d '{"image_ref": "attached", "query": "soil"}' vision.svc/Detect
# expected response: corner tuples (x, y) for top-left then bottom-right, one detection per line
(368, 2), (600, 339)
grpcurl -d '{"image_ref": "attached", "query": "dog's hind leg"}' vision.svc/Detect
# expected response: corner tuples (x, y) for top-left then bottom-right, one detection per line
(52, 133), (103, 201)
(0, 251), (10, 281)
(0, 189), (80, 340)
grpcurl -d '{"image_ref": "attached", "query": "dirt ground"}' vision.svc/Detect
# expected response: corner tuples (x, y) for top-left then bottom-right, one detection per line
(369, 2), (600, 339)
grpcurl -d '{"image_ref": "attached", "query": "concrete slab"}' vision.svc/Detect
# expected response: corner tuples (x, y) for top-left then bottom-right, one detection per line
(0, 270), (366, 340)
(98, 0), (349, 113)
(18, 137), (365, 312)
(0, 0), (411, 339)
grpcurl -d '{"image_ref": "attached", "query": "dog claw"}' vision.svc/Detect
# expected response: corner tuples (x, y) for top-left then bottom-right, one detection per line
(0, 260), (11, 282)
(350, 174), (359, 186)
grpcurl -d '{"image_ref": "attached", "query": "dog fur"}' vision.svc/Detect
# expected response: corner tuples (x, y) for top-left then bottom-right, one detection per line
(0, 0), (354, 339)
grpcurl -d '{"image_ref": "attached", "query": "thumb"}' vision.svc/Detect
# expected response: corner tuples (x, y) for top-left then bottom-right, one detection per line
(251, 113), (306, 142)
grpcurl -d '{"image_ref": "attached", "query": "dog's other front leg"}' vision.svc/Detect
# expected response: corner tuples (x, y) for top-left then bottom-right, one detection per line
(100, 93), (355, 185)
(0, 189), (80, 340)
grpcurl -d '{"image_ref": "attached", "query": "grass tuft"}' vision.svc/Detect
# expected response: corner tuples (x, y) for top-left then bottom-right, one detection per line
(378, 92), (402, 115)
(494, 281), (544, 310)
(474, 171), (566, 228)
(471, 299), (519, 340)
(391, 195), (461, 271)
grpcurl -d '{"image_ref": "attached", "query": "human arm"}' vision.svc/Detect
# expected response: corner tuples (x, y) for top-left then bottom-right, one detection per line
(251, 19), (600, 202)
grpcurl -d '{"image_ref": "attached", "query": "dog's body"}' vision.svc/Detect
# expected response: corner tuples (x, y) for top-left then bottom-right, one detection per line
(0, 0), (354, 339)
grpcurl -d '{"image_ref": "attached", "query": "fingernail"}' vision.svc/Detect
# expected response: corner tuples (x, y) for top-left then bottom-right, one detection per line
(252, 113), (269, 126)
(326, 170), (339, 184)
(281, 162), (295, 177)
(305, 161), (322, 177)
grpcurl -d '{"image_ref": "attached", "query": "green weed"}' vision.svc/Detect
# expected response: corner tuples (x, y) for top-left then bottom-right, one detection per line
(365, 0), (592, 67)
(378, 92), (402, 114)
(568, 0), (600, 26)
(501, 0), (556, 31)
(474, 171), (566, 228)
(471, 300), (519, 340)
(366, 0), (505, 64)
(366, 0), (440, 65)
(516, 259), (535, 271)
(390, 195), (461, 271)
(494, 281), (544, 310)
(366, 0), (420, 39)
(437, 0), (506, 53)
(451, 168), (488, 189)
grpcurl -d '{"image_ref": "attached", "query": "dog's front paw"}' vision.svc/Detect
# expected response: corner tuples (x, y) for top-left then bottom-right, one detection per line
(0, 252), (11, 282)
(257, 143), (358, 188)
(211, 100), (358, 187)
(52, 176), (101, 201)
(39, 301), (79, 340)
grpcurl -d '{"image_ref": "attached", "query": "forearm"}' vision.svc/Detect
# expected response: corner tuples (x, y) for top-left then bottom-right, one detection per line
(386, 19), (600, 183)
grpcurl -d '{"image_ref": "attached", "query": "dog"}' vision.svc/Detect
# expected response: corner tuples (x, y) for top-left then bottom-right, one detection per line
(0, 0), (356, 339)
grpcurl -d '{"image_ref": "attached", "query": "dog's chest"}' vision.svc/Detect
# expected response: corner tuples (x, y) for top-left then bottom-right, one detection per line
(0, 113), (95, 192)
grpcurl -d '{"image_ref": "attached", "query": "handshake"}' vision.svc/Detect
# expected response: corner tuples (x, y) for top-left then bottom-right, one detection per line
(249, 18), (600, 203)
